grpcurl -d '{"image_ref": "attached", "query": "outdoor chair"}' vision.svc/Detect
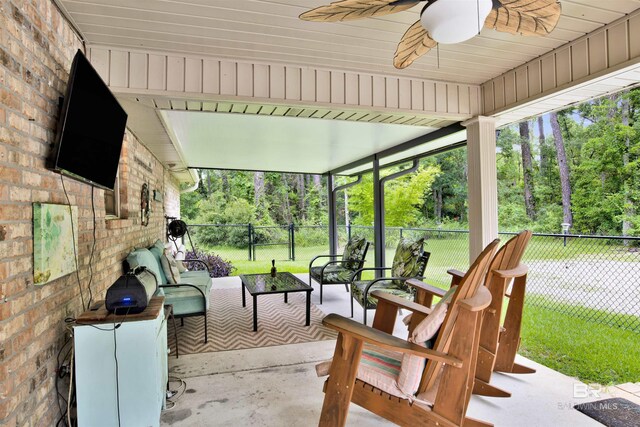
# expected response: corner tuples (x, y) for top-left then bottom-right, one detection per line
(426, 231), (534, 398)
(316, 239), (500, 427)
(464, 230), (534, 397)
(350, 237), (430, 325)
(309, 236), (370, 304)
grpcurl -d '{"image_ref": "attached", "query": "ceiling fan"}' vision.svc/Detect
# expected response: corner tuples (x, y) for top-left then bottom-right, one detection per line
(300, 0), (562, 69)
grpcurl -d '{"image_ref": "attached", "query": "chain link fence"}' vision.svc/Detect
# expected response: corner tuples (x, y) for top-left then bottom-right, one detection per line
(183, 223), (640, 332)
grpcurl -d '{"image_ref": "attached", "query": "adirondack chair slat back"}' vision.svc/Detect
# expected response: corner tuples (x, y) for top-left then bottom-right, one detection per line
(478, 230), (532, 365)
(419, 239), (500, 393)
(486, 230), (532, 284)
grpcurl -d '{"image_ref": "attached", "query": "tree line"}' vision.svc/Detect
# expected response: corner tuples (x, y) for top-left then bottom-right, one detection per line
(181, 88), (640, 243)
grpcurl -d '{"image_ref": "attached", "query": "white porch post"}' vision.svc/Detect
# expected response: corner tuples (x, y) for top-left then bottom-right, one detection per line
(464, 116), (498, 261)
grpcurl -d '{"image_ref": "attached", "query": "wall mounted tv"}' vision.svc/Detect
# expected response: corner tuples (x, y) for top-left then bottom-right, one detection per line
(49, 50), (127, 190)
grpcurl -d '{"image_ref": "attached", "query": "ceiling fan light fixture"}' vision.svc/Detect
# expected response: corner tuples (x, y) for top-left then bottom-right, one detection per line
(420, 0), (493, 44)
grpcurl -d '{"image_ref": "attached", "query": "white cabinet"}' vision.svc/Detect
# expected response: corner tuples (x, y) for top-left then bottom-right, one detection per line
(74, 297), (168, 427)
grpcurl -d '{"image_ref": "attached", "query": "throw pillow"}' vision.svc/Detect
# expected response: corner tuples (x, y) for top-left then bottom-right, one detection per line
(342, 236), (367, 270)
(165, 242), (188, 273)
(396, 288), (453, 397)
(176, 260), (188, 273)
(160, 249), (181, 284)
(391, 237), (425, 288)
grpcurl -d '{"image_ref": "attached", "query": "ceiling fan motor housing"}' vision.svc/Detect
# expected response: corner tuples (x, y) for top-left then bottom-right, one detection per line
(420, 0), (493, 44)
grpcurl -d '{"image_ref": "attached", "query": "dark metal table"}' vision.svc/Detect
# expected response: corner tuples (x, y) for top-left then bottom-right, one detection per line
(239, 272), (313, 332)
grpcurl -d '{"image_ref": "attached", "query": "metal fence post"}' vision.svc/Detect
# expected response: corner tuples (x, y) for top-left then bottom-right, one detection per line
(290, 223), (296, 261)
(400, 227), (403, 239)
(248, 224), (253, 261)
(561, 223), (570, 247)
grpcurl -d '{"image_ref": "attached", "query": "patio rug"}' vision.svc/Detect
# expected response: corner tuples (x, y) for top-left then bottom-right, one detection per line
(574, 398), (640, 427)
(167, 288), (336, 354)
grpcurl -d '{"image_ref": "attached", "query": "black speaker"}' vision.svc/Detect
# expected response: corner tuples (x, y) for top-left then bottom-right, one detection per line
(105, 268), (157, 314)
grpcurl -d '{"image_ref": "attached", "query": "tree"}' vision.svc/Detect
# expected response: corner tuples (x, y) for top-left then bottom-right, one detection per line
(348, 165), (441, 227)
(550, 111), (573, 228)
(423, 149), (467, 223)
(519, 121), (537, 220)
(253, 171), (267, 220)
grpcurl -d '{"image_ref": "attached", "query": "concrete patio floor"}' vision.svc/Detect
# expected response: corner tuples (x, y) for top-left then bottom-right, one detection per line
(160, 275), (614, 426)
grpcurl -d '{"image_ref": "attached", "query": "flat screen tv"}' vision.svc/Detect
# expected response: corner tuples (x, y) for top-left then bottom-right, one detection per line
(49, 50), (127, 190)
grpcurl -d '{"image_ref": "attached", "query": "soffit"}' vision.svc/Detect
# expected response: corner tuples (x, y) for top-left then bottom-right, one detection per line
(58, 0), (640, 85)
(117, 94), (462, 177)
(159, 109), (440, 174)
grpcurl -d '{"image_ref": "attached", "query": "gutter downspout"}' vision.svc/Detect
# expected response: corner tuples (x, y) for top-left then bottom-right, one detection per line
(180, 169), (200, 193)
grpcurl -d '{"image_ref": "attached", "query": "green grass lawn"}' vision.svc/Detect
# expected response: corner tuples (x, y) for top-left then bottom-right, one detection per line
(520, 303), (640, 385)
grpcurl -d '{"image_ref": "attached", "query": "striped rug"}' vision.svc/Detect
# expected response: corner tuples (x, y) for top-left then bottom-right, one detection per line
(167, 288), (336, 354)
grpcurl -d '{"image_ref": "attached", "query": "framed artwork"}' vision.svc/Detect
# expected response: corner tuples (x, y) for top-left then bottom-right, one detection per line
(33, 203), (78, 285)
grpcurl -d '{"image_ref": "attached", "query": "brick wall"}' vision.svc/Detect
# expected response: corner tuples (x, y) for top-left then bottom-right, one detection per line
(0, 1), (181, 425)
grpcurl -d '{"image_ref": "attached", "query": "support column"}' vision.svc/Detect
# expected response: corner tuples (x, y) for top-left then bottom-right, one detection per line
(372, 156), (384, 278)
(464, 116), (498, 261)
(327, 173), (338, 256)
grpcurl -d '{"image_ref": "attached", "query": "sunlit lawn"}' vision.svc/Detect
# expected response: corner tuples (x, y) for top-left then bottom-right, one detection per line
(520, 303), (640, 385)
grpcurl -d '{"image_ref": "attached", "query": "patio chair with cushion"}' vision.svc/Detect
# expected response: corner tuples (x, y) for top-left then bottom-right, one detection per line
(350, 237), (430, 325)
(309, 236), (370, 304)
(317, 239), (500, 427)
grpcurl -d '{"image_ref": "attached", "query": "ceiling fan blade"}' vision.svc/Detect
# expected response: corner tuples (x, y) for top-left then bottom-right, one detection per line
(300, 0), (420, 22)
(394, 21), (437, 69)
(485, 0), (562, 36)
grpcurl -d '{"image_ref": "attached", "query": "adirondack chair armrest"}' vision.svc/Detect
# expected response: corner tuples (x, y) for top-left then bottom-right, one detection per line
(447, 269), (466, 279)
(370, 290), (433, 317)
(405, 278), (447, 298)
(322, 313), (462, 367)
(493, 264), (528, 279)
(458, 286), (492, 312)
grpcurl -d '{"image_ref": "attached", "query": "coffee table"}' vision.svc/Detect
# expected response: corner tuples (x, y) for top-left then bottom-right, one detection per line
(239, 272), (313, 332)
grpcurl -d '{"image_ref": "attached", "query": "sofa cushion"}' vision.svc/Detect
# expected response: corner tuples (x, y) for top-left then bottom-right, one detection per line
(162, 279), (212, 316)
(126, 248), (167, 285)
(179, 270), (211, 280)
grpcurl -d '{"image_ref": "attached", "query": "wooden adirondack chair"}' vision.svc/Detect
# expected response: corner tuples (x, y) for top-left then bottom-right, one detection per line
(318, 239), (500, 427)
(447, 230), (534, 398)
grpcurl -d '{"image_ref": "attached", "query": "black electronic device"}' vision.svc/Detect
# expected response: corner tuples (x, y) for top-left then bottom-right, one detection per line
(49, 50), (128, 190)
(105, 268), (157, 314)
